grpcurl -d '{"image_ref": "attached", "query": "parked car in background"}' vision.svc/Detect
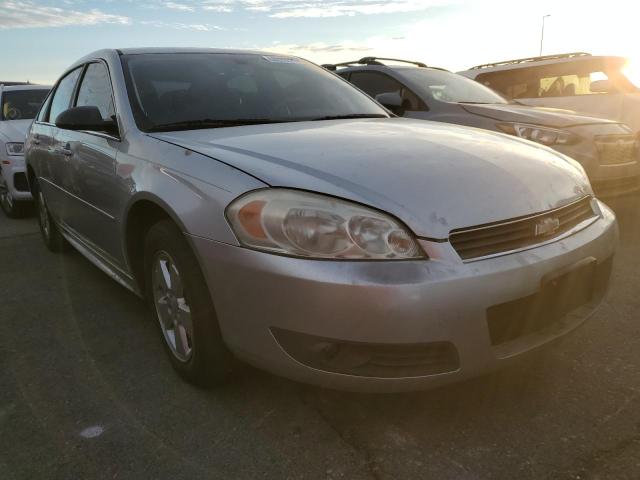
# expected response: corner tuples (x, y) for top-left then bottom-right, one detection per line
(329, 57), (640, 197)
(26, 48), (616, 392)
(458, 53), (640, 135)
(0, 83), (50, 217)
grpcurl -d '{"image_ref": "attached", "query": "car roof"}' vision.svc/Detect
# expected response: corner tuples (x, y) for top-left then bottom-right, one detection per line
(116, 47), (275, 56)
(462, 53), (627, 75)
(64, 47), (290, 73)
(336, 65), (450, 76)
(0, 84), (51, 92)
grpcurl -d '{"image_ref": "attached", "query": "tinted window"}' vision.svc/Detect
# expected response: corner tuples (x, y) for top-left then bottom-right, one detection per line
(76, 62), (116, 121)
(350, 71), (403, 97)
(477, 61), (637, 99)
(121, 53), (388, 131)
(49, 68), (82, 123)
(1, 89), (49, 121)
(349, 71), (424, 111)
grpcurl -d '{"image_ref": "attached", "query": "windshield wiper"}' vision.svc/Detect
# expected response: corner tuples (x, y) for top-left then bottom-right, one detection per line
(147, 118), (290, 132)
(310, 114), (389, 121)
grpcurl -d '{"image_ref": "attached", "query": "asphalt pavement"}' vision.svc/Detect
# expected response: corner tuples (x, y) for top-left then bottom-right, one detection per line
(1, 195), (640, 480)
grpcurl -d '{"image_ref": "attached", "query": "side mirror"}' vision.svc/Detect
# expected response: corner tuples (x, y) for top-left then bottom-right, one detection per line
(590, 79), (613, 94)
(375, 91), (405, 115)
(55, 106), (118, 136)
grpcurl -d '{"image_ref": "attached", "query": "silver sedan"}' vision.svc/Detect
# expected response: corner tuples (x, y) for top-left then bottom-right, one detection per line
(25, 48), (617, 392)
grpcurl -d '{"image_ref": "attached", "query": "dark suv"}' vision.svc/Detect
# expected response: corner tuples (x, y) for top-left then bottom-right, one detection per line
(328, 57), (640, 197)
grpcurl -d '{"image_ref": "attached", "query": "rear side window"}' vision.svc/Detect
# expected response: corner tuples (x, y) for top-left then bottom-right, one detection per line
(37, 93), (53, 122)
(76, 62), (116, 121)
(350, 71), (403, 97)
(48, 67), (82, 123)
(477, 66), (623, 99)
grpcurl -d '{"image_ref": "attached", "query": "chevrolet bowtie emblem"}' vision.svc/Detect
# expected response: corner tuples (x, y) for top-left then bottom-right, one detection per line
(535, 217), (561, 237)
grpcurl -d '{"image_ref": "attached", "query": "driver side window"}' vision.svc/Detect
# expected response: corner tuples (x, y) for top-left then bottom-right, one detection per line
(75, 62), (116, 121)
(349, 71), (423, 112)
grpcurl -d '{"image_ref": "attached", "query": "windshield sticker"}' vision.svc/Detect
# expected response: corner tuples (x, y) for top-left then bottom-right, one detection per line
(262, 55), (301, 64)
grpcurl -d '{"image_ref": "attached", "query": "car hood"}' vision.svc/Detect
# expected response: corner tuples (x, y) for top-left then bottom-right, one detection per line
(150, 119), (591, 239)
(461, 103), (617, 128)
(0, 119), (32, 142)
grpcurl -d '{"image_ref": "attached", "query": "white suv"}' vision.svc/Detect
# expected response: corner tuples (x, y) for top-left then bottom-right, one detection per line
(0, 83), (50, 217)
(459, 53), (640, 135)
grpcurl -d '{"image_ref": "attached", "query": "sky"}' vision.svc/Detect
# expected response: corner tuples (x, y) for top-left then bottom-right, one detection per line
(1, 0), (639, 84)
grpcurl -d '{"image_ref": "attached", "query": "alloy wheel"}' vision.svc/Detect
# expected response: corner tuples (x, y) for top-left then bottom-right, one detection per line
(152, 251), (194, 362)
(38, 190), (50, 240)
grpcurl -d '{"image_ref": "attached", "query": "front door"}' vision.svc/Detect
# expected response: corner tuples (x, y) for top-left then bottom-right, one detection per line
(62, 61), (124, 265)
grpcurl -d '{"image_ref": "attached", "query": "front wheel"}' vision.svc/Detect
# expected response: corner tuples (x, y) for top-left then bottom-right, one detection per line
(144, 220), (235, 387)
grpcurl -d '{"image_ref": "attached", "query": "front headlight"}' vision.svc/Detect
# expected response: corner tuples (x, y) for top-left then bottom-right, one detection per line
(226, 189), (426, 260)
(497, 123), (579, 146)
(6, 142), (24, 156)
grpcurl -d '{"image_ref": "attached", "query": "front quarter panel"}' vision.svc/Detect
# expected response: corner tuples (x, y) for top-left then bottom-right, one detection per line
(118, 132), (267, 245)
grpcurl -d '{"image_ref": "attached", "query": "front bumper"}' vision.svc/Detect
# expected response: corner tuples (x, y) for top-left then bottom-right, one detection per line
(0, 154), (32, 201)
(191, 202), (617, 392)
(556, 126), (640, 198)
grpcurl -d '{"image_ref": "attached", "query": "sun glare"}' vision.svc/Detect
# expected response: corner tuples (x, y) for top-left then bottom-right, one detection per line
(622, 58), (640, 88)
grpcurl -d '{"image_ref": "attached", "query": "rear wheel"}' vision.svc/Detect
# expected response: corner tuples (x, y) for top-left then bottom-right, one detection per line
(144, 220), (235, 387)
(34, 180), (67, 252)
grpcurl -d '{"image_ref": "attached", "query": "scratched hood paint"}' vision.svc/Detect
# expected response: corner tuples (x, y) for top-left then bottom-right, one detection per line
(150, 118), (590, 238)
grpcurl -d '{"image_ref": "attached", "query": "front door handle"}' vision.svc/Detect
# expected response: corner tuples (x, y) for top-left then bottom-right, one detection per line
(58, 143), (73, 157)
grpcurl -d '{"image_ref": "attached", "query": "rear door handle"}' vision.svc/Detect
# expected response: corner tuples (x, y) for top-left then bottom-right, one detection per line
(32, 134), (41, 145)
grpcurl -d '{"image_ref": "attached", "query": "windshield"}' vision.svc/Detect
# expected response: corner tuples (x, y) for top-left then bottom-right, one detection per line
(121, 53), (388, 131)
(1, 89), (49, 121)
(403, 69), (508, 104)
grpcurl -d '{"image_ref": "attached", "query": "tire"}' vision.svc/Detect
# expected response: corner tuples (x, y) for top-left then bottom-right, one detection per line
(34, 179), (67, 252)
(0, 175), (28, 218)
(144, 219), (235, 387)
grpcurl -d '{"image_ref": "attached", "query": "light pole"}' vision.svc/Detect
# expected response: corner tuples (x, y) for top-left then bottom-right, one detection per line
(539, 14), (551, 56)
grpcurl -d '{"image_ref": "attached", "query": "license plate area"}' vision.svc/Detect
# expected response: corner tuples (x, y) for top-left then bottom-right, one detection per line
(487, 258), (597, 345)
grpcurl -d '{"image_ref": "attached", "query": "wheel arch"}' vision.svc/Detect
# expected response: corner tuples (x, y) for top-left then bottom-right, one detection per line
(123, 193), (190, 293)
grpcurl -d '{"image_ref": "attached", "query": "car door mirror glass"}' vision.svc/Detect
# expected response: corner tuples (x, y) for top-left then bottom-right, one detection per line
(375, 92), (404, 115)
(55, 106), (118, 135)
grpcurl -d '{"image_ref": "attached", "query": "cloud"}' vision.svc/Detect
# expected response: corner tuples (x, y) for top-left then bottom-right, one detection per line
(239, 0), (454, 18)
(150, 0), (454, 17)
(260, 41), (376, 65)
(0, 0), (131, 29)
(164, 1), (195, 11)
(140, 19), (223, 31)
(201, 0), (234, 12)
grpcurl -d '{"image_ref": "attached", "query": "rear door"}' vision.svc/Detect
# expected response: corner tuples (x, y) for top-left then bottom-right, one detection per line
(39, 67), (83, 221)
(63, 61), (124, 264)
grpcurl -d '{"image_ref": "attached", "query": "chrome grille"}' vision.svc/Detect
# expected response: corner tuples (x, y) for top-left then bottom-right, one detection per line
(450, 197), (596, 260)
(596, 135), (638, 165)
